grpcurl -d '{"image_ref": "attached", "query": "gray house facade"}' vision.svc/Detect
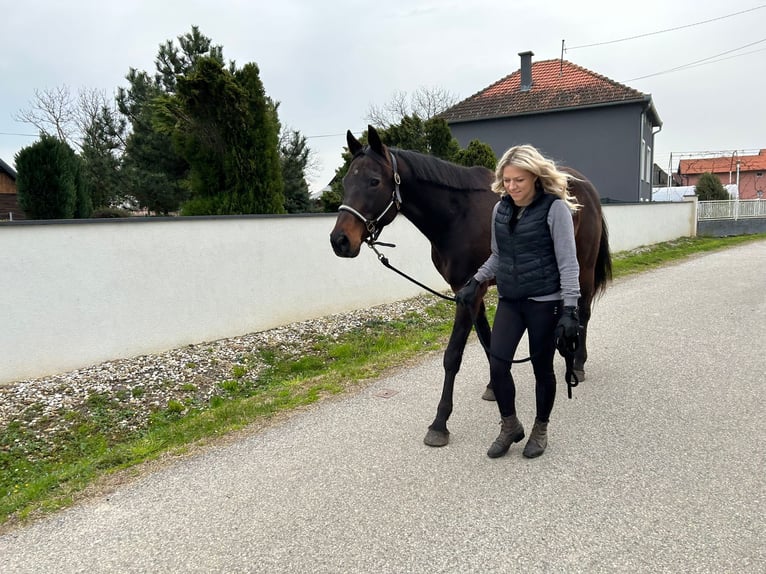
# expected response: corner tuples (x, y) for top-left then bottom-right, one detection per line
(441, 52), (662, 203)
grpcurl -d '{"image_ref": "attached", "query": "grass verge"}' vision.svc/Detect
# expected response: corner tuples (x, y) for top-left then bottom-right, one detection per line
(1, 233), (764, 529)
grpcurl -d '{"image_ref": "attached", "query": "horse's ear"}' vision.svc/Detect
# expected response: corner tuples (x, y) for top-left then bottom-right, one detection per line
(347, 130), (363, 156)
(367, 125), (385, 156)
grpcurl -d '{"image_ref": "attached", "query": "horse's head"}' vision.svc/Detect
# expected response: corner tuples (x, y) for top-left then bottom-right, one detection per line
(330, 125), (402, 258)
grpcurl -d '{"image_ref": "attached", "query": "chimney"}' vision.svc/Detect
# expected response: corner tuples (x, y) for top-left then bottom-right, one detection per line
(519, 50), (534, 92)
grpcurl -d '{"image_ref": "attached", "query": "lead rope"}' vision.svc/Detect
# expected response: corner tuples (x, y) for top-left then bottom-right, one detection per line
(557, 332), (581, 399)
(366, 241), (456, 302)
(365, 240), (538, 365)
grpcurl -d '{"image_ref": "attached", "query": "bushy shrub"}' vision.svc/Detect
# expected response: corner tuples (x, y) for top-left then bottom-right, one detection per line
(179, 196), (225, 216)
(16, 135), (78, 219)
(91, 207), (133, 218)
(695, 172), (729, 200)
(452, 140), (497, 170)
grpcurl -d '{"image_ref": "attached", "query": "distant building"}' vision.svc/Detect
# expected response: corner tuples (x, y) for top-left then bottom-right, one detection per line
(440, 51), (662, 203)
(652, 163), (668, 187)
(678, 150), (766, 199)
(652, 186), (696, 202)
(0, 158), (25, 221)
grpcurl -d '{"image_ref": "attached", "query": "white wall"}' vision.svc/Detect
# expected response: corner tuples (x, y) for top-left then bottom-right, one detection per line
(0, 202), (696, 385)
(604, 201), (696, 253)
(0, 215), (446, 384)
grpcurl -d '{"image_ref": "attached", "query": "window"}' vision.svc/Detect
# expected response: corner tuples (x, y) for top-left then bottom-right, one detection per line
(645, 144), (652, 183)
(640, 138), (646, 183)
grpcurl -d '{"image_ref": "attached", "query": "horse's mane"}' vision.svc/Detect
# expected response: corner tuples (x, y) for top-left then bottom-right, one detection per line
(394, 149), (493, 192)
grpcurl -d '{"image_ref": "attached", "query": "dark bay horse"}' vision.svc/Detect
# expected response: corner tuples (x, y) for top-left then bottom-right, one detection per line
(330, 126), (612, 447)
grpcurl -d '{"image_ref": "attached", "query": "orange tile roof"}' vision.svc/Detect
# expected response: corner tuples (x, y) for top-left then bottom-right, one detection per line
(678, 150), (766, 175)
(441, 59), (652, 122)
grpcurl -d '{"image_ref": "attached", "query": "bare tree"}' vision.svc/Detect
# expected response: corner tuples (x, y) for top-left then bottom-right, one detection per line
(15, 86), (78, 144)
(365, 86), (459, 128)
(411, 86), (459, 120)
(14, 86), (120, 151)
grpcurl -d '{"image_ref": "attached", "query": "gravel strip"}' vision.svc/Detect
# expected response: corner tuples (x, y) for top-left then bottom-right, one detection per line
(0, 295), (442, 453)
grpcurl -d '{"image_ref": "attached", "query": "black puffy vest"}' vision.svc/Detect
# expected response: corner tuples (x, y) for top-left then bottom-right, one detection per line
(494, 192), (560, 300)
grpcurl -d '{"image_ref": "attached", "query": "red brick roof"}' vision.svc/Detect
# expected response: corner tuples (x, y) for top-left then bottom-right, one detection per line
(678, 150), (766, 175)
(441, 59), (652, 122)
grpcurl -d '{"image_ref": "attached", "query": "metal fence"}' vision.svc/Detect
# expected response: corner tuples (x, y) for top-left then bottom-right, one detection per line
(697, 200), (766, 220)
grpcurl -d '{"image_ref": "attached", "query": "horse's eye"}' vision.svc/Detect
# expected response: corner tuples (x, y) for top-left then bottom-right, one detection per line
(369, 178), (380, 187)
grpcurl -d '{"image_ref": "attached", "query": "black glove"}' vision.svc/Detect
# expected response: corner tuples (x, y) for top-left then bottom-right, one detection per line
(455, 277), (480, 307)
(555, 306), (580, 353)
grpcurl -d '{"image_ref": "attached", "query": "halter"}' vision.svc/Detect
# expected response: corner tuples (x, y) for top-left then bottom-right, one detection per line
(338, 149), (402, 243)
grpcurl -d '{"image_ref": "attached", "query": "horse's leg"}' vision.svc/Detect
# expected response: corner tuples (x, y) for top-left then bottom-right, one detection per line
(575, 291), (593, 381)
(423, 303), (475, 447)
(473, 300), (495, 401)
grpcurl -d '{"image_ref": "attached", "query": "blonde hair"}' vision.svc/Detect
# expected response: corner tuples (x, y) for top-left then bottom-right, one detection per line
(492, 144), (581, 212)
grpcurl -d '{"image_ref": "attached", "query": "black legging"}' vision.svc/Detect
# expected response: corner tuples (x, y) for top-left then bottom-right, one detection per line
(489, 297), (561, 422)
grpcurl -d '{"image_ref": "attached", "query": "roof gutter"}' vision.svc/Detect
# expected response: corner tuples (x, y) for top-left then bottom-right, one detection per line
(642, 95), (662, 129)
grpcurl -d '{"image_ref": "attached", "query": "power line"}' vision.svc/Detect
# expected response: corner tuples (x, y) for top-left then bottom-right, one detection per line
(566, 5), (766, 50)
(624, 37), (766, 81)
(304, 132), (347, 139)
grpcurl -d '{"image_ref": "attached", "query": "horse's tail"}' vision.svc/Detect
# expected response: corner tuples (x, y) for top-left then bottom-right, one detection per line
(594, 213), (613, 297)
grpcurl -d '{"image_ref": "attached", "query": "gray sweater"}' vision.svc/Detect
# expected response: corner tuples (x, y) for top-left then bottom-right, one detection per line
(473, 199), (581, 307)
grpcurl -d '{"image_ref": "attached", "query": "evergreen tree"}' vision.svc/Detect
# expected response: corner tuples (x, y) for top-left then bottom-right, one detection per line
(154, 57), (284, 214)
(280, 129), (313, 213)
(72, 156), (93, 218)
(116, 26), (223, 214)
(424, 117), (460, 160)
(695, 172), (729, 200)
(236, 62), (284, 214)
(15, 134), (79, 219)
(452, 139), (497, 169)
(80, 104), (125, 208)
(321, 132), (365, 213)
(380, 115), (429, 152)
(375, 116), (462, 160)
(321, 119), (496, 213)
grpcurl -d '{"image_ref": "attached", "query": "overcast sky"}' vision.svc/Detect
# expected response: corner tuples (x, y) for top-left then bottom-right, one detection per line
(2, 0), (764, 193)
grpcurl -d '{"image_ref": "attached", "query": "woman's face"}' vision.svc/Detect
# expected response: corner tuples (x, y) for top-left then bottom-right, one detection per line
(502, 165), (537, 207)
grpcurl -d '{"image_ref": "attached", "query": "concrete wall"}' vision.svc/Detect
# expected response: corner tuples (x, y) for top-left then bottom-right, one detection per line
(0, 202), (696, 385)
(603, 200), (697, 253)
(698, 218), (766, 237)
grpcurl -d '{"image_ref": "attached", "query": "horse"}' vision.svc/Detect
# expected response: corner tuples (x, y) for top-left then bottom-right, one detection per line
(330, 125), (612, 447)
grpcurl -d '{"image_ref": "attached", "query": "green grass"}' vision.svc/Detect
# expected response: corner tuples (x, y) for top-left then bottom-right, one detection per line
(1, 233), (763, 529)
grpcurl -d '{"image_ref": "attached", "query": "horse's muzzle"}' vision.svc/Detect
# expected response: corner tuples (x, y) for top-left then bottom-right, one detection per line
(330, 230), (360, 258)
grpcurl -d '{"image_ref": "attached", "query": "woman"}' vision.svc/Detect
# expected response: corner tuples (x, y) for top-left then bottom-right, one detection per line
(456, 144), (581, 459)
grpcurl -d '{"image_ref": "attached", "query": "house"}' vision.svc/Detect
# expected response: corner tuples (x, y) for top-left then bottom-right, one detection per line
(0, 158), (25, 221)
(440, 51), (663, 203)
(677, 150), (766, 199)
(652, 163), (669, 187)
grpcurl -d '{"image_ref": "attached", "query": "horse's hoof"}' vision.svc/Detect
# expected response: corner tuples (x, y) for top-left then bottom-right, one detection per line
(424, 428), (450, 447)
(481, 386), (496, 401)
(573, 370), (585, 382)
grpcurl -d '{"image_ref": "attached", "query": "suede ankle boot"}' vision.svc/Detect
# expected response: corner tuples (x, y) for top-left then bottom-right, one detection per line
(523, 419), (548, 458)
(487, 415), (525, 458)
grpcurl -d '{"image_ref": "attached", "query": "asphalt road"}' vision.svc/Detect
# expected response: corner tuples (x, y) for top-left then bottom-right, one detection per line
(2, 241), (764, 574)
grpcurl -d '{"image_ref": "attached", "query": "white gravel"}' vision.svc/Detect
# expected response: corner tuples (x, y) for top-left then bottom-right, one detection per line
(0, 295), (443, 452)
